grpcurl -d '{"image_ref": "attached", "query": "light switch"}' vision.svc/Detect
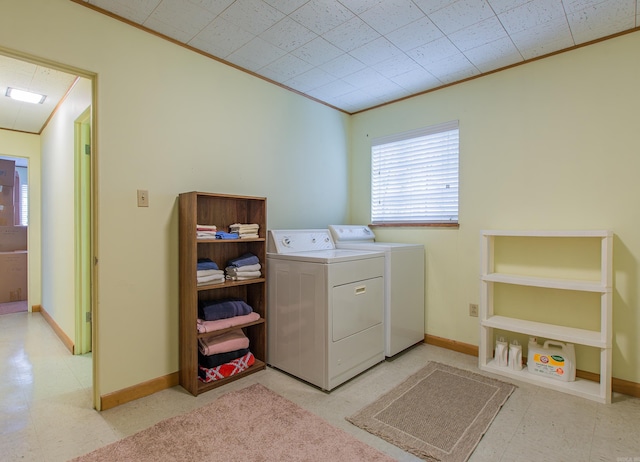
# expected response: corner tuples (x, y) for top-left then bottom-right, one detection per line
(137, 189), (149, 207)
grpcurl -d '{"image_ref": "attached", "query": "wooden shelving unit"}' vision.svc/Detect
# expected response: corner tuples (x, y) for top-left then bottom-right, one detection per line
(479, 230), (613, 403)
(178, 192), (267, 396)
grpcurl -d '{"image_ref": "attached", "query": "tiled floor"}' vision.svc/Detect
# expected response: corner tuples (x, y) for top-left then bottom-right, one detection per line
(1, 311), (639, 462)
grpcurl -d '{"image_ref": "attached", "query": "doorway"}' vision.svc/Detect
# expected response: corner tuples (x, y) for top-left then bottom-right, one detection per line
(0, 155), (28, 315)
(0, 48), (98, 409)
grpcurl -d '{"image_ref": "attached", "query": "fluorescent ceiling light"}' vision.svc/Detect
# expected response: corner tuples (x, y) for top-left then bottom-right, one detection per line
(5, 87), (46, 104)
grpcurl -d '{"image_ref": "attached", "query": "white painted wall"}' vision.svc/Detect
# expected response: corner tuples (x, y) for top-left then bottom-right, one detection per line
(40, 77), (92, 338)
(350, 31), (640, 383)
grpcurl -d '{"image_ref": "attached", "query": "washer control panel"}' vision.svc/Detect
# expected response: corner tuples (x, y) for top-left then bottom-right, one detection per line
(328, 225), (376, 242)
(268, 229), (335, 254)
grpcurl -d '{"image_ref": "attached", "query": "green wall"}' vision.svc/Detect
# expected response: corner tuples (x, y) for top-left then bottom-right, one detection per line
(351, 30), (640, 383)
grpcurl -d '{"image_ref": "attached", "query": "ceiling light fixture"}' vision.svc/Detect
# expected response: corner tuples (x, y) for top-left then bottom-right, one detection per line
(5, 87), (46, 104)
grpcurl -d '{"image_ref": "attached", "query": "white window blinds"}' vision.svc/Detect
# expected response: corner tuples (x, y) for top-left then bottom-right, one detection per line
(371, 120), (459, 224)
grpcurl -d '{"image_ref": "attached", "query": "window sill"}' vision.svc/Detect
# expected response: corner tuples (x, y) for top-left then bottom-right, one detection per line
(370, 223), (459, 229)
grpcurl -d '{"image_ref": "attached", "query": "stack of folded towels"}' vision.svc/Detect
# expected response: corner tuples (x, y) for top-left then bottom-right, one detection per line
(197, 298), (258, 383)
(197, 258), (225, 285)
(196, 224), (217, 239)
(229, 223), (259, 239)
(225, 253), (262, 281)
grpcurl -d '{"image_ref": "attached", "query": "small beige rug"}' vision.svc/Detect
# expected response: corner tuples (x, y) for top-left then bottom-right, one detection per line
(71, 383), (395, 462)
(347, 362), (516, 462)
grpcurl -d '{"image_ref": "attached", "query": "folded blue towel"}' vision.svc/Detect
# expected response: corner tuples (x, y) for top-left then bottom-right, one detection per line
(198, 298), (253, 321)
(227, 253), (260, 268)
(197, 258), (219, 270)
(215, 231), (239, 240)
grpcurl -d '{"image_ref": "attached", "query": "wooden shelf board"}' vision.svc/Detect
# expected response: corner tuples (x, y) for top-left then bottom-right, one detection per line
(482, 273), (609, 292)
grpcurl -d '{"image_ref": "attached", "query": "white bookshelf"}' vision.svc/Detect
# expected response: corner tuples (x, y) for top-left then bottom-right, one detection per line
(479, 230), (613, 404)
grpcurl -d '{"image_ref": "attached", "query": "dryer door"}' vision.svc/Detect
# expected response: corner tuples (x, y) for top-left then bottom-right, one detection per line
(332, 276), (383, 341)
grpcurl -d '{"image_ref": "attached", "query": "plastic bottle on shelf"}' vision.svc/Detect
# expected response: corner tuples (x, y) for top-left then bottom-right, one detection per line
(508, 339), (523, 371)
(495, 336), (508, 367)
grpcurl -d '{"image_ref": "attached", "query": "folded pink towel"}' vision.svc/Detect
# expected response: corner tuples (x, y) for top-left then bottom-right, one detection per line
(197, 312), (260, 333)
(198, 329), (249, 356)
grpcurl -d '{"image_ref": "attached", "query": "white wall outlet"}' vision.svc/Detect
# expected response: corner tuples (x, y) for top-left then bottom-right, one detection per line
(469, 303), (478, 317)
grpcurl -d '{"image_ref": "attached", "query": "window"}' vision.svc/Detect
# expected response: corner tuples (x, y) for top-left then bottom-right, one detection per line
(371, 120), (459, 225)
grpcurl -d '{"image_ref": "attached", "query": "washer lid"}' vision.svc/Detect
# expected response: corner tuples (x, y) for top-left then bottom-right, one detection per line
(329, 224), (375, 243)
(267, 248), (384, 263)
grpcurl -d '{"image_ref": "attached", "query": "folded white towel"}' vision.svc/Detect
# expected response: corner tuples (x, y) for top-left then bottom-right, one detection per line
(225, 263), (261, 273)
(197, 274), (225, 284)
(197, 269), (225, 277)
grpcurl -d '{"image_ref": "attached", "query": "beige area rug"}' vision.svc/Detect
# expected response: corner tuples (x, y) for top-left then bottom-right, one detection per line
(71, 383), (395, 462)
(347, 362), (516, 462)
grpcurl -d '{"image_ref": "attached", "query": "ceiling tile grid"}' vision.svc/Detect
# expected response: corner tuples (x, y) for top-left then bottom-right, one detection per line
(2, 0), (638, 133)
(79, 0), (639, 113)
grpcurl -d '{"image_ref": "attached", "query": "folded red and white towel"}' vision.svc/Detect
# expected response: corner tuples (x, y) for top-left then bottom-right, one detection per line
(198, 351), (255, 383)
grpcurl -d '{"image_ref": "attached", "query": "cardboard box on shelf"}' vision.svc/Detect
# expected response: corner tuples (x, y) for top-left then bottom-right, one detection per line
(0, 184), (13, 206)
(0, 159), (16, 187)
(0, 226), (27, 252)
(0, 251), (27, 303)
(0, 204), (15, 226)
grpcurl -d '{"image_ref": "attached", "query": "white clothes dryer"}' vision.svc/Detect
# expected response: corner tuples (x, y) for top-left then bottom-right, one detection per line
(267, 229), (385, 391)
(329, 225), (425, 357)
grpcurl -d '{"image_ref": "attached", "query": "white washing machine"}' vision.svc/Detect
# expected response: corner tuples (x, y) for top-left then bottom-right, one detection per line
(267, 229), (385, 391)
(329, 225), (425, 357)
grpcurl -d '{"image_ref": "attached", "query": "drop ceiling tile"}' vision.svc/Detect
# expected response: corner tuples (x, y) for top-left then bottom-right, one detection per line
(391, 67), (441, 93)
(359, 78), (411, 101)
(567, 0), (636, 44)
(291, 37), (344, 66)
(260, 53), (315, 81)
(307, 79), (357, 100)
(283, 66), (337, 92)
(321, 53), (367, 78)
(359, 0), (425, 35)
(371, 53), (423, 78)
(341, 66), (389, 88)
(260, 17), (317, 52)
(189, 16), (255, 58)
(263, 0), (310, 15)
(145, 0), (218, 43)
(322, 17), (380, 52)
(498, 0), (568, 35)
(448, 16), (508, 52)
(143, 17), (195, 43)
(332, 91), (385, 113)
(406, 37), (460, 67)
(509, 17), (575, 59)
(463, 36), (523, 72)
(181, 0), (234, 16)
(385, 16), (444, 52)
(88, 0), (161, 24)
(422, 53), (480, 83)
(221, 0), (285, 35)
(486, 0), (526, 15)
(412, 0), (459, 16)
(226, 36), (287, 71)
(428, 0), (496, 35)
(349, 37), (402, 66)
(563, 0), (612, 14)
(290, 0), (354, 35)
(336, 0), (385, 15)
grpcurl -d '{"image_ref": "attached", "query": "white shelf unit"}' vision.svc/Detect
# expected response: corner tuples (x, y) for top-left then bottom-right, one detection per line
(479, 230), (613, 404)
